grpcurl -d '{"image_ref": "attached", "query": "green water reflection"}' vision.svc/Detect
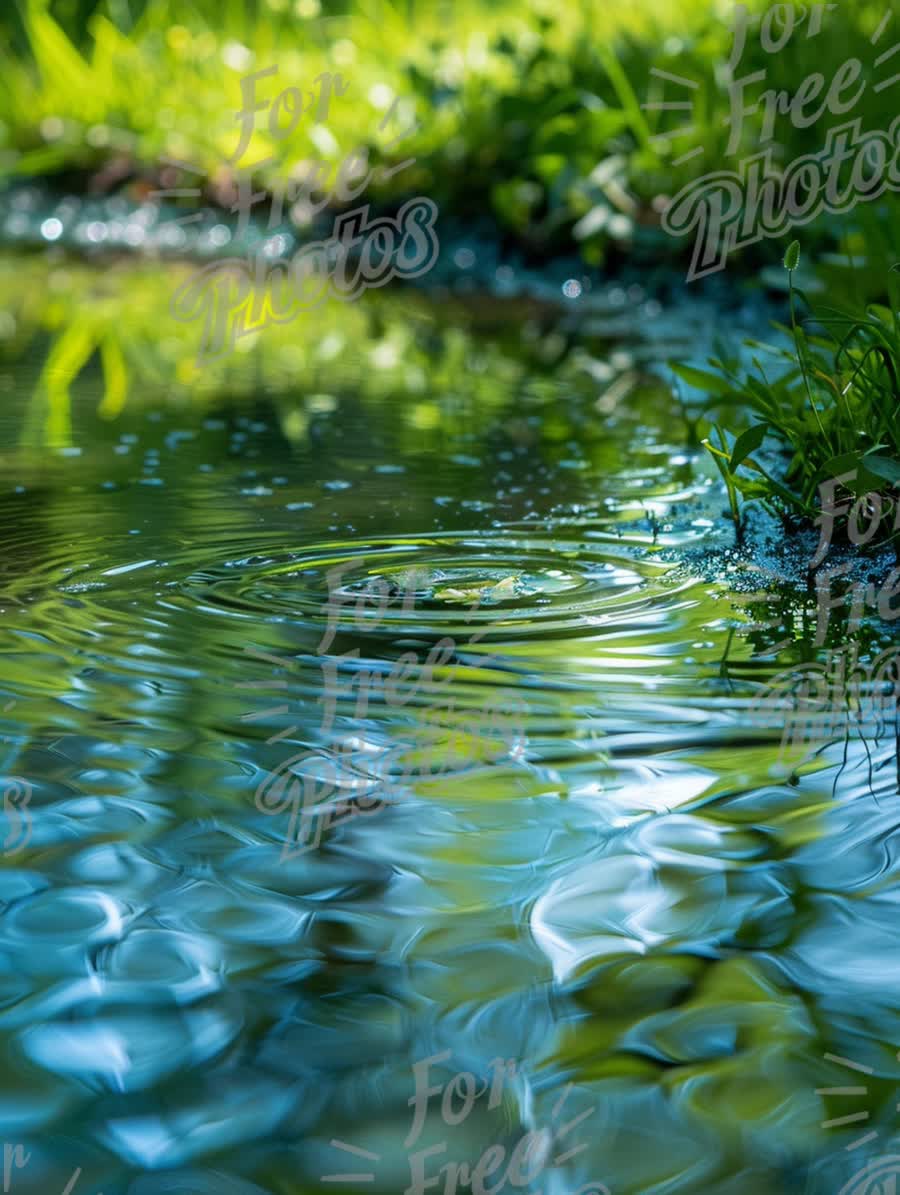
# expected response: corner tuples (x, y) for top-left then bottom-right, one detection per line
(0, 255), (897, 1195)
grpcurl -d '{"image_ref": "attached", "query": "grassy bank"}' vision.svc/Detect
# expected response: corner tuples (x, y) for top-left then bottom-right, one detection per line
(0, 0), (895, 269)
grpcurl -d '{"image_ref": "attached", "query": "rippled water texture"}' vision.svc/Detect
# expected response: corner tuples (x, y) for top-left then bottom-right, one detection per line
(0, 275), (898, 1195)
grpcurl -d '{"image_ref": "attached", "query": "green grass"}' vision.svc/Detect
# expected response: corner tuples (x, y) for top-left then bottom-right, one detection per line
(0, 0), (895, 267)
(679, 244), (900, 548)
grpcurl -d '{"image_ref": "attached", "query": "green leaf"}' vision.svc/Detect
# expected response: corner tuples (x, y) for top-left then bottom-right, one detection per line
(729, 423), (769, 471)
(670, 363), (732, 395)
(27, 9), (98, 117)
(784, 240), (800, 271)
(863, 454), (900, 484)
(595, 43), (652, 151)
(814, 453), (881, 494)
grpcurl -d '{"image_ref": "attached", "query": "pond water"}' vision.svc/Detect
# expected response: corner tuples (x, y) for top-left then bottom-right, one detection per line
(0, 263), (898, 1195)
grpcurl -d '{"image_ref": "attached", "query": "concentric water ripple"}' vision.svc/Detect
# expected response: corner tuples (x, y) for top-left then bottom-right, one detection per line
(171, 531), (662, 644)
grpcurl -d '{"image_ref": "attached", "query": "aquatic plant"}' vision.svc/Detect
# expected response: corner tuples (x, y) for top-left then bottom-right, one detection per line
(687, 243), (900, 547)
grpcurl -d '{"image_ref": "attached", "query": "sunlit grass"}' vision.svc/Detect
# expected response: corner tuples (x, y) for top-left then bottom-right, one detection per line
(1, 0), (893, 265)
(686, 245), (900, 546)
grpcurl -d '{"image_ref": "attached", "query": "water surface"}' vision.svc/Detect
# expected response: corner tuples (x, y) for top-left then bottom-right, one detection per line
(0, 265), (897, 1195)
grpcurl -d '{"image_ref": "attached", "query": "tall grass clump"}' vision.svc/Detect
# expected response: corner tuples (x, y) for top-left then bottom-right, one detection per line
(676, 243), (900, 547)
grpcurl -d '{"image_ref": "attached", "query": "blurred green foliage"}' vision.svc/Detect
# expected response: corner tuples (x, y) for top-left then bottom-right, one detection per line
(0, 249), (630, 449)
(0, 0), (895, 265)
